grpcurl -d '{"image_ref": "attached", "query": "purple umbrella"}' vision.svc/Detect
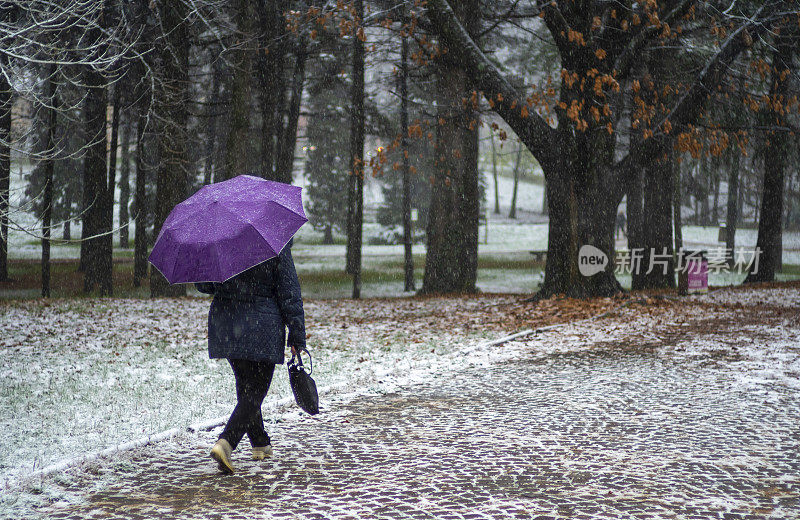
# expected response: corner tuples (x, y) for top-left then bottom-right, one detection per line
(148, 175), (307, 284)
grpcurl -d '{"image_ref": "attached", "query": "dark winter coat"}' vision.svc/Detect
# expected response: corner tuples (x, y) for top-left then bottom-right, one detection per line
(195, 241), (306, 364)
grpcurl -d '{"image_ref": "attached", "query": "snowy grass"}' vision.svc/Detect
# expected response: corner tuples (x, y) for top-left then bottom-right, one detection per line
(0, 296), (499, 488)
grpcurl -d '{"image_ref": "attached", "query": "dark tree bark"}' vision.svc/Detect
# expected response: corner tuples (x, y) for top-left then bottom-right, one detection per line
(102, 85), (121, 293)
(673, 152), (683, 255)
(82, 69), (112, 295)
(746, 31), (794, 283)
(150, 0), (189, 297)
(204, 49), (222, 185)
(400, 21), (415, 292)
(490, 131), (500, 214)
(275, 42), (307, 184)
(323, 224), (333, 245)
(41, 72), (56, 298)
(421, 0), (480, 294)
(222, 0), (254, 181)
(0, 52), (10, 282)
(508, 145), (522, 219)
(640, 139), (675, 289)
(255, 0), (289, 180)
(712, 160), (720, 224)
(541, 178), (547, 215)
(725, 148), (740, 264)
(133, 113), (148, 287)
(63, 189), (72, 241)
(346, 0), (365, 298)
(119, 116), (131, 247)
(627, 143), (644, 289)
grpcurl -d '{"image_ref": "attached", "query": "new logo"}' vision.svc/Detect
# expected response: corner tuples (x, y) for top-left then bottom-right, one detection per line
(578, 245), (608, 276)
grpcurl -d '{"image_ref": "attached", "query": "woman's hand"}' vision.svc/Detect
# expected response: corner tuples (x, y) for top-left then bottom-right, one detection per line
(290, 345), (298, 357)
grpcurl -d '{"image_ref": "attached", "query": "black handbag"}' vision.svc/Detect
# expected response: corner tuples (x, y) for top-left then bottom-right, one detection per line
(287, 348), (319, 415)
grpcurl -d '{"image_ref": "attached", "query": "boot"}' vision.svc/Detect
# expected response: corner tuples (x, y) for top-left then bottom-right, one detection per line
(210, 439), (235, 474)
(251, 444), (273, 461)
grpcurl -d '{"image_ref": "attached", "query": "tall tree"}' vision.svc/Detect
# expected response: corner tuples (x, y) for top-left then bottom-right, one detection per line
(490, 131), (500, 214)
(275, 41), (308, 183)
(0, 49), (10, 282)
(400, 16), (415, 292)
(746, 27), (796, 283)
(508, 144), (523, 220)
(421, 0), (480, 294)
(133, 111), (148, 287)
(82, 67), (112, 295)
(40, 69), (56, 297)
(118, 117), (132, 248)
(149, 0), (190, 297)
(724, 144), (740, 263)
(346, 0), (365, 298)
(222, 0), (255, 181)
(203, 50), (223, 185)
(254, 0), (289, 181)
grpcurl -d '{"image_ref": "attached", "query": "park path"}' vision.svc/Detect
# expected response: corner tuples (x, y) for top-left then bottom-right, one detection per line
(39, 303), (800, 520)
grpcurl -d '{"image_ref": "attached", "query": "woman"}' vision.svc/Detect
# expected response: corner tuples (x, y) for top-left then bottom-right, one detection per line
(195, 239), (306, 475)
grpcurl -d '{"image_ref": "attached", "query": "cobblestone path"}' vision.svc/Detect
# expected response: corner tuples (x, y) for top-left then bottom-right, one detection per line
(42, 318), (800, 519)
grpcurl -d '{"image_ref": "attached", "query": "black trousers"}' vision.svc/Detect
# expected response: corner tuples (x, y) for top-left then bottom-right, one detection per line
(219, 359), (276, 450)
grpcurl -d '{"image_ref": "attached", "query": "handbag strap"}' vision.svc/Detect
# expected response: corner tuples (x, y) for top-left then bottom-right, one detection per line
(289, 348), (312, 375)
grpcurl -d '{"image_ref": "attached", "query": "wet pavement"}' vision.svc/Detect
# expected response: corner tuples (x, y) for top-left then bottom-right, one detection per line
(39, 318), (800, 520)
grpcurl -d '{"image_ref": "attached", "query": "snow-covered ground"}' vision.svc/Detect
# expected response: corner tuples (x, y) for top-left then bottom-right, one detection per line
(0, 296), (504, 489)
(694, 285), (800, 308)
(3, 286), (800, 518)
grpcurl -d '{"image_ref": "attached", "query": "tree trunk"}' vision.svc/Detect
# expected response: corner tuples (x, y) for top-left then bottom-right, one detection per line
(41, 72), (56, 297)
(637, 138), (675, 289)
(275, 42), (307, 184)
(0, 53), (10, 282)
(745, 33), (793, 283)
(711, 159), (720, 224)
(400, 23), (415, 292)
(541, 177), (547, 215)
(63, 190), (72, 241)
(103, 86), (121, 294)
(542, 154), (621, 297)
(421, 0), (480, 294)
(222, 0), (254, 181)
(725, 148), (739, 265)
(119, 117), (132, 247)
(150, 0), (189, 297)
(323, 224), (333, 245)
(490, 131), (499, 214)
(346, 0), (365, 299)
(699, 152), (710, 226)
(204, 49), (222, 184)
(133, 113), (148, 287)
(673, 151), (683, 255)
(255, 0), (289, 180)
(627, 162), (644, 289)
(78, 100), (90, 273)
(508, 144), (522, 219)
(82, 70), (112, 295)
(737, 163), (745, 226)
(538, 81), (621, 298)
(272, 74), (288, 175)
(784, 173), (793, 229)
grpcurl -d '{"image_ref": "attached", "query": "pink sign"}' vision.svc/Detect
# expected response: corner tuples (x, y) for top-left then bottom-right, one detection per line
(686, 257), (708, 294)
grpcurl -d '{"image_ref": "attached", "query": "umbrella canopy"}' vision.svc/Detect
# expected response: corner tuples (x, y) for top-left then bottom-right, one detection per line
(148, 175), (307, 284)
